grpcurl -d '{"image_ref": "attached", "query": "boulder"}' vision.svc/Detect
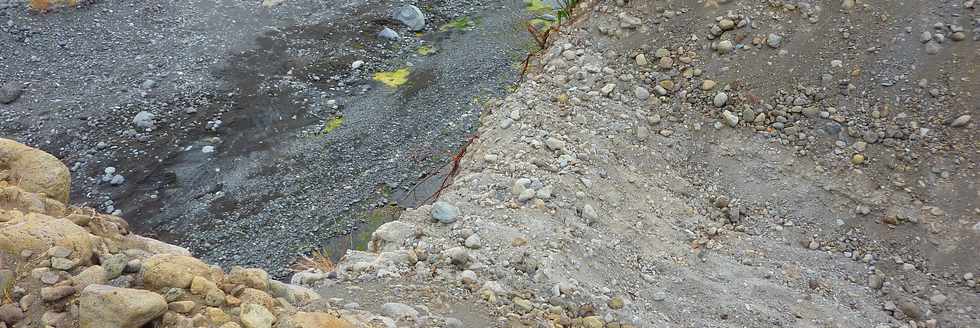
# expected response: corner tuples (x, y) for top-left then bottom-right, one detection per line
(392, 5), (426, 31)
(240, 303), (275, 328)
(72, 265), (108, 289)
(140, 254), (211, 289)
(0, 185), (66, 217)
(226, 266), (270, 291)
(0, 138), (70, 204)
(369, 221), (414, 252)
(269, 280), (321, 306)
(239, 288), (277, 312)
(286, 312), (353, 328)
(122, 234), (192, 257)
(78, 284), (167, 328)
(0, 213), (92, 263)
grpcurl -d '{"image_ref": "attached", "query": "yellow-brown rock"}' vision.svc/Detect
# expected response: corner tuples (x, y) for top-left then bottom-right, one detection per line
(286, 312), (354, 328)
(0, 212), (92, 262)
(238, 288), (277, 312)
(0, 138), (70, 204)
(141, 254), (211, 289)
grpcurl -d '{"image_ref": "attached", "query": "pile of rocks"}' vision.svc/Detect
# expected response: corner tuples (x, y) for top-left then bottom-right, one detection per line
(0, 138), (385, 328)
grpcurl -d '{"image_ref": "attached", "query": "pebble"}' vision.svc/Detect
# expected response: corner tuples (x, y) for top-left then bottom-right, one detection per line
(0, 81), (24, 104)
(950, 115), (971, 127)
(601, 83), (616, 96)
(635, 54), (648, 66)
(716, 40), (734, 53)
(380, 302), (419, 320)
(132, 111), (156, 129)
(464, 234), (482, 249)
(652, 291), (666, 301)
(701, 80), (716, 91)
(351, 60), (364, 69)
(850, 154), (865, 165)
(634, 86), (650, 100)
(582, 205), (599, 224)
(378, 27), (400, 41)
(721, 110), (739, 127)
(766, 33), (783, 48)
(713, 92), (729, 107)
(929, 293), (947, 305)
(925, 41), (941, 54)
(545, 137), (566, 151)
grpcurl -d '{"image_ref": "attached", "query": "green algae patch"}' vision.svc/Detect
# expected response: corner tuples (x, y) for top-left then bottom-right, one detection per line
(320, 116), (344, 135)
(373, 68), (411, 88)
(417, 46), (437, 56)
(440, 17), (477, 31)
(526, 0), (554, 14)
(351, 205), (404, 251)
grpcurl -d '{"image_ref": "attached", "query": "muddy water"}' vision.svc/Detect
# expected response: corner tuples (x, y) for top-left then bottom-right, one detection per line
(109, 1), (532, 277)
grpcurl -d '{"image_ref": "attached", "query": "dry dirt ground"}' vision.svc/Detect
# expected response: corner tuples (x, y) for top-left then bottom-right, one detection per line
(311, 0), (979, 327)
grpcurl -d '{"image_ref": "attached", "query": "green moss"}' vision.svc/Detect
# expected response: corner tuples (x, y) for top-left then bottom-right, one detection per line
(373, 68), (411, 88)
(417, 46), (437, 56)
(440, 17), (477, 31)
(350, 205), (404, 251)
(320, 116), (344, 135)
(526, 0), (554, 14)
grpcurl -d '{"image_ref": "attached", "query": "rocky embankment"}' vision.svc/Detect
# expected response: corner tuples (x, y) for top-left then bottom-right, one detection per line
(0, 138), (399, 328)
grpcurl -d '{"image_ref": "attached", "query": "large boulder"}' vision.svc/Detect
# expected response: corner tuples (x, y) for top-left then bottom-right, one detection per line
(369, 221), (414, 253)
(0, 212), (92, 262)
(226, 266), (270, 291)
(78, 284), (167, 328)
(140, 254), (211, 289)
(0, 185), (66, 217)
(121, 234), (192, 257)
(240, 303), (275, 328)
(0, 138), (70, 204)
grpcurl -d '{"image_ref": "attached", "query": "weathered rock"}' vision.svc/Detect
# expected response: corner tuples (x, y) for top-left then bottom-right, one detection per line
(140, 254), (211, 289)
(121, 234), (192, 257)
(0, 303), (25, 325)
(286, 312), (354, 328)
(0, 214), (92, 266)
(369, 221), (414, 252)
(381, 302), (418, 321)
(227, 267), (270, 291)
(79, 284), (167, 328)
(73, 265), (108, 289)
(0, 138), (71, 204)
(431, 202), (460, 224)
(240, 303), (275, 328)
(392, 5), (425, 31)
(0, 82), (24, 104)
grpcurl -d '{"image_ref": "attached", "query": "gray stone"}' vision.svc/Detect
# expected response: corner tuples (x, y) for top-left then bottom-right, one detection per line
(582, 205), (599, 224)
(0, 303), (25, 325)
(381, 302), (419, 320)
(464, 234), (482, 249)
(634, 86), (650, 100)
(0, 82), (24, 104)
(950, 115), (971, 127)
(721, 110), (739, 127)
(766, 33), (783, 48)
(378, 27), (400, 41)
(393, 5), (426, 31)
(132, 111), (156, 129)
(40, 286), (76, 302)
(431, 202), (460, 224)
(545, 137), (565, 151)
(50, 258), (75, 271)
(48, 246), (72, 258)
(713, 92), (729, 107)
(101, 254), (129, 280)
